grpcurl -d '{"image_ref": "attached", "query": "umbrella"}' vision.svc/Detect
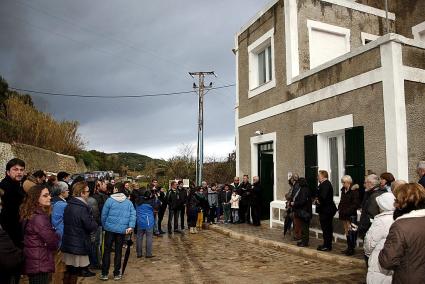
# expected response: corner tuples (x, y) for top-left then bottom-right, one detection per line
(122, 234), (133, 275)
(283, 207), (293, 236)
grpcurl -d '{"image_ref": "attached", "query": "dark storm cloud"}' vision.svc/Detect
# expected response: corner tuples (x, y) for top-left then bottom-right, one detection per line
(0, 0), (268, 158)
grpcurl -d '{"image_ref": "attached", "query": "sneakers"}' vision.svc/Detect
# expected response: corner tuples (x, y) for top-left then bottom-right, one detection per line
(114, 274), (122, 281)
(99, 275), (108, 281)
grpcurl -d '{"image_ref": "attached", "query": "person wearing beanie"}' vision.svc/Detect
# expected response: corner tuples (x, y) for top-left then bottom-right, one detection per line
(364, 192), (395, 284)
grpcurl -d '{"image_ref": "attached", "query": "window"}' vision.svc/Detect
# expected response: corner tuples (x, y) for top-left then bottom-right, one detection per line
(258, 46), (272, 85)
(248, 28), (276, 98)
(361, 32), (379, 45)
(327, 133), (345, 198)
(307, 20), (350, 69)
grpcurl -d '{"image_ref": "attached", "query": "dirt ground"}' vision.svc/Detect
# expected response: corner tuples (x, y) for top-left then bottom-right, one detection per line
(80, 229), (365, 284)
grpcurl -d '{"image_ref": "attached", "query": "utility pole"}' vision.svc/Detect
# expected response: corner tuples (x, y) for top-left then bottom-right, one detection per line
(384, 0), (389, 34)
(189, 71), (215, 186)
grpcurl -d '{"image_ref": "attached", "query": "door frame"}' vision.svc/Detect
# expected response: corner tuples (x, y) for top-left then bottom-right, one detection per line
(250, 132), (277, 200)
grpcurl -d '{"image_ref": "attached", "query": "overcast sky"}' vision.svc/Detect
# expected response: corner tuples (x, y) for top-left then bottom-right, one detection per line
(0, 0), (268, 159)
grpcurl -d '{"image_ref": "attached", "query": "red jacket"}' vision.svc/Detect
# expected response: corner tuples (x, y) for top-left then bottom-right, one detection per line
(23, 208), (59, 275)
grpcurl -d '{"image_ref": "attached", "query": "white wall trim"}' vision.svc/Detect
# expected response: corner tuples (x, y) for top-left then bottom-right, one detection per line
(361, 32), (380, 45)
(307, 20), (351, 69)
(248, 28), (276, 98)
(403, 66), (425, 84)
(236, 0), (395, 38)
(380, 41), (409, 180)
(313, 114), (353, 134)
(250, 132), (277, 201)
(412, 21), (425, 42)
(284, 0), (300, 84)
(238, 68), (382, 127)
(321, 0), (395, 20)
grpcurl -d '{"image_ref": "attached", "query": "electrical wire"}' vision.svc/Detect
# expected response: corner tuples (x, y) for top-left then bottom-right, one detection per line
(9, 84), (235, 99)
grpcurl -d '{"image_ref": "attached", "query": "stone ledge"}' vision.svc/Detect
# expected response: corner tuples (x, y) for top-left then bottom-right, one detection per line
(209, 224), (365, 269)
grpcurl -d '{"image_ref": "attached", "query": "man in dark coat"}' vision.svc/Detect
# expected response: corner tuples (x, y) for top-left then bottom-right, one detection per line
(315, 170), (337, 251)
(0, 224), (23, 284)
(0, 158), (26, 248)
(292, 177), (312, 247)
(238, 175), (252, 224)
(177, 181), (187, 231)
(157, 186), (167, 234)
(166, 181), (180, 234)
(251, 176), (262, 226)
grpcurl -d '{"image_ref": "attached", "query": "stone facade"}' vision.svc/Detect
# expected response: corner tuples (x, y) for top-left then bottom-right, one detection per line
(0, 142), (86, 180)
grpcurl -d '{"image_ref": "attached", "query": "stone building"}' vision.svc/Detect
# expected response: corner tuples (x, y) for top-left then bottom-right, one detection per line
(234, 0), (425, 236)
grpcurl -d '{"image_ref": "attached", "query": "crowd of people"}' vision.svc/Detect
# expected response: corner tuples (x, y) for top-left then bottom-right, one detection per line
(285, 162), (425, 284)
(0, 158), (264, 283)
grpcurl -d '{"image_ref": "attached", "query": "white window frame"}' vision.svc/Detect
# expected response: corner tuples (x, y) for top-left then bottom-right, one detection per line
(412, 21), (425, 42)
(248, 28), (276, 98)
(313, 115), (353, 203)
(307, 20), (351, 69)
(361, 32), (380, 45)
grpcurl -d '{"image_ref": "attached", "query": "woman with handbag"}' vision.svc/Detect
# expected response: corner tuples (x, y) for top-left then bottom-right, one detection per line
(338, 175), (360, 256)
(291, 178), (312, 247)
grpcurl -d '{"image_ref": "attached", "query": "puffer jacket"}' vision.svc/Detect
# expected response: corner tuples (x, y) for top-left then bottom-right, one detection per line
(61, 197), (98, 255)
(23, 208), (60, 275)
(208, 188), (218, 207)
(136, 197), (156, 230)
(379, 209), (425, 284)
(364, 211), (394, 284)
(51, 196), (67, 245)
(230, 193), (240, 209)
(102, 193), (136, 234)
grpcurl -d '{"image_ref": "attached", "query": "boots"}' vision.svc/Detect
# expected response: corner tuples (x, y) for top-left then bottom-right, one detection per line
(341, 235), (350, 254)
(345, 233), (355, 256)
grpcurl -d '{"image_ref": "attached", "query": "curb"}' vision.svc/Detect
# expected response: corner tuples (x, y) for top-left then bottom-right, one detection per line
(209, 225), (365, 268)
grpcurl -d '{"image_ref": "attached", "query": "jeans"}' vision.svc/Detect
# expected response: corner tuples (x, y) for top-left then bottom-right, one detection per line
(153, 213), (159, 234)
(136, 228), (153, 257)
(178, 206), (186, 230)
(231, 209), (239, 222)
(102, 231), (124, 276)
(223, 204), (231, 222)
(167, 208), (179, 233)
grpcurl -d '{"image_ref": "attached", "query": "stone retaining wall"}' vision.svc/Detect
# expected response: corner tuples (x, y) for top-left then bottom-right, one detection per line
(0, 142), (86, 179)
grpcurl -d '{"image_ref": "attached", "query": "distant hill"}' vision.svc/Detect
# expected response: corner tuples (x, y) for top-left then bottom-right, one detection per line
(78, 150), (165, 173)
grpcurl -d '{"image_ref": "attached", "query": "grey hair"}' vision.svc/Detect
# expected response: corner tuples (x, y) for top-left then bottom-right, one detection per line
(417, 161), (425, 170)
(366, 174), (380, 187)
(54, 181), (69, 193)
(341, 175), (353, 184)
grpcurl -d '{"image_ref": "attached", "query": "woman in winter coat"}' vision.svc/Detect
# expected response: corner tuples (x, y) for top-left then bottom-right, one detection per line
(20, 185), (60, 284)
(61, 181), (98, 282)
(187, 188), (201, 233)
(364, 192), (395, 284)
(338, 175), (360, 255)
(291, 178), (312, 247)
(379, 183), (425, 284)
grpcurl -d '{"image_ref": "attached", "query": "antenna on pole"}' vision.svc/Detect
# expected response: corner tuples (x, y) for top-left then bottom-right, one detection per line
(189, 71), (216, 186)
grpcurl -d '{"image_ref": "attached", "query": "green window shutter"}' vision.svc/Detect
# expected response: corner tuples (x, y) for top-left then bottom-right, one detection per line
(304, 134), (318, 194)
(345, 126), (365, 187)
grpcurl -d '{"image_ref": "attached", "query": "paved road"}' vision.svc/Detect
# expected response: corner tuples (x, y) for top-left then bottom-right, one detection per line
(82, 229), (365, 284)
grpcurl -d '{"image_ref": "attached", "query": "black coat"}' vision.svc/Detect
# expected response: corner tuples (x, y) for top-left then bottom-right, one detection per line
(238, 182), (252, 204)
(220, 190), (232, 205)
(292, 185), (312, 220)
(338, 186), (360, 221)
(166, 189), (180, 210)
(316, 180), (337, 216)
(178, 188), (187, 207)
(358, 187), (387, 238)
(0, 225), (23, 279)
(92, 192), (108, 216)
(0, 176), (25, 247)
(61, 197), (98, 255)
(252, 182), (262, 206)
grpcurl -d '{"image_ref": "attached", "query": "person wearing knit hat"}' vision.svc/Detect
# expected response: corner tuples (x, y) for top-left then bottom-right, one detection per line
(364, 192), (395, 284)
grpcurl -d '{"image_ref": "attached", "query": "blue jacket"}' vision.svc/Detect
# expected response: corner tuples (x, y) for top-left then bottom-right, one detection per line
(51, 196), (67, 246)
(136, 203), (154, 230)
(102, 193), (136, 234)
